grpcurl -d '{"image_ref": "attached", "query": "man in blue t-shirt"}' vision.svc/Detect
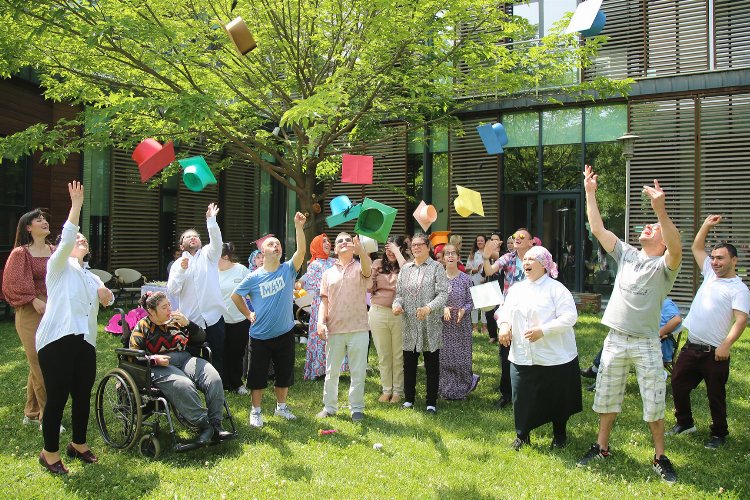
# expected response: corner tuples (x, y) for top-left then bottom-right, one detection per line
(232, 212), (307, 428)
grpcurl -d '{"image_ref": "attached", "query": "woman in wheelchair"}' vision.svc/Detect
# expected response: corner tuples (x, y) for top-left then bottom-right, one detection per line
(130, 291), (232, 445)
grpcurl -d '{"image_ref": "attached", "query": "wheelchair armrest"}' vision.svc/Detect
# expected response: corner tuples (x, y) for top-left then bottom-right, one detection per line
(116, 348), (147, 357)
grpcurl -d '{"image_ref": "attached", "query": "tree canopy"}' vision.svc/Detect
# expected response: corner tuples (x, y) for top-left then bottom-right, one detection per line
(0, 0), (630, 227)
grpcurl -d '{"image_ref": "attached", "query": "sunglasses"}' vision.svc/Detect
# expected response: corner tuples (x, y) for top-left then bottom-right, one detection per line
(335, 237), (353, 244)
(512, 233), (526, 240)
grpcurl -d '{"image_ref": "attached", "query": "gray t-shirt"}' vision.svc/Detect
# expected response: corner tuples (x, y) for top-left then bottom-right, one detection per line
(601, 240), (680, 338)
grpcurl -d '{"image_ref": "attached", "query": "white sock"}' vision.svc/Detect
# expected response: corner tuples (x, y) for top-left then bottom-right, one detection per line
(402, 402), (413, 408)
(276, 402), (287, 410)
(426, 405), (436, 411)
(252, 406), (261, 414)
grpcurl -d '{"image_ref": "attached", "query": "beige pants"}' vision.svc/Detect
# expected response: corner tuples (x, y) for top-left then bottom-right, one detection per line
(15, 301), (47, 420)
(368, 304), (404, 396)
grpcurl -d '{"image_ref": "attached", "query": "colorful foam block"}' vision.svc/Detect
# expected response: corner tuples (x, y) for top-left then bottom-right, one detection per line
(453, 185), (484, 217)
(326, 195), (362, 227)
(341, 154), (374, 184)
(132, 138), (175, 182)
(477, 123), (508, 154)
(178, 156), (217, 192)
(354, 198), (397, 243)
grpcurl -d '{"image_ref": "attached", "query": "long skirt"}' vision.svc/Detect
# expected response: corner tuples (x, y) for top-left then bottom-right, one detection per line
(510, 357), (582, 435)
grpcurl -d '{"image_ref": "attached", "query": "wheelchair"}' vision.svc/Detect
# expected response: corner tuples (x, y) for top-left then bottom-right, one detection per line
(95, 309), (237, 459)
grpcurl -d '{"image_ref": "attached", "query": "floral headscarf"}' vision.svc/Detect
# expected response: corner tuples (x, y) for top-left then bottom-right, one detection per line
(309, 233), (329, 264)
(247, 250), (262, 272)
(525, 246), (559, 279)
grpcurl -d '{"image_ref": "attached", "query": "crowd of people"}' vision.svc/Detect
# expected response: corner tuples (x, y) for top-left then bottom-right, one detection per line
(3, 166), (749, 484)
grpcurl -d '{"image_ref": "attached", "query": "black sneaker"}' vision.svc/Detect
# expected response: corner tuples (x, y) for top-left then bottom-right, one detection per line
(576, 443), (611, 467)
(580, 366), (598, 379)
(511, 436), (530, 451)
(652, 454), (677, 484)
(705, 435), (726, 449)
(666, 423), (696, 436)
(550, 434), (568, 449)
(495, 396), (511, 409)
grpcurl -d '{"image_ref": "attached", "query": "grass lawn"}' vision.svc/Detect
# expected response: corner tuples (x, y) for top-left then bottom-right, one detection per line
(0, 312), (749, 499)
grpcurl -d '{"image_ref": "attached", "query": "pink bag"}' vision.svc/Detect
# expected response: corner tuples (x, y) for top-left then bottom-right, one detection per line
(104, 307), (148, 335)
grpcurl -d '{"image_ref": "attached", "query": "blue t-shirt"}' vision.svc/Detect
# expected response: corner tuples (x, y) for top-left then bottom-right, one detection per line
(233, 261), (296, 340)
(660, 298), (682, 333)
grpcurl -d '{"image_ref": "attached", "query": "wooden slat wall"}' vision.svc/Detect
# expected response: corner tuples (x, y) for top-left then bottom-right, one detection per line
(699, 93), (750, 290)
(449, 115), (500, 249)
(583, 0), (646, 80)
(629, 98), (697, 307)
(714, 0), (750, 69)
(222, 158), (259, 263)
(585, 0), (708, 81)
(109, 148), (161, 280)
(323, 125), (408, 240)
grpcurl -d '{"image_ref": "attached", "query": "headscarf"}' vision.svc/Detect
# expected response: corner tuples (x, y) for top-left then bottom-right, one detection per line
(247, 250), (261, 272)
(309, 233), (329, 264)
(532, 236), (542, 247)
(525, 246), (558, 279)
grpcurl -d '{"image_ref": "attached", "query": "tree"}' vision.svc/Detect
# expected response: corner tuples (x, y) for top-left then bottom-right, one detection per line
(0, 0), (629, 237)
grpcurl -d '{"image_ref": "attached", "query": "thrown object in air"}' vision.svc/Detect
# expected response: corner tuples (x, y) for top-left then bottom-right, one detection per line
(428, 231), (451, 248)
(564, 0), (606, 37)
(453, 185), (484, 217)
(132, 138), (175, 182)
(477, 123), (508, 155)
(354, 198), (397, 243)
(413, 200), (438, 232)
(470, 281), (504, 312)
(358, 234), (378, 254)
(341, 154), (374, 185)
(326, 195), (362, 228)
(178, 156), (217, 192)
(224, 17), (257, 55)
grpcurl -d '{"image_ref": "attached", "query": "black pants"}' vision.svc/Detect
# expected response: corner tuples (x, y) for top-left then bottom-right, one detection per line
(38, 334), (96, 453)
(498, 344), (512, 399)
(403, 349), (440, 407)
(485, 309), (498, 340)
(205, 317), (226, 385)
(224, 319), (250, 390)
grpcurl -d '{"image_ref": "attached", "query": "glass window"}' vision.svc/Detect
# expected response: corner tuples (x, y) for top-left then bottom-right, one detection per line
(543, 0), (578, 35)
(513, 1), (540, 38)
(504, 147), (539, 192)
(542, 144), (582, 190)
(503, 112), (539, 148)
(542, 109), (582, 145)
(0, 155), (28, 250)
(585, 105), (627, 142)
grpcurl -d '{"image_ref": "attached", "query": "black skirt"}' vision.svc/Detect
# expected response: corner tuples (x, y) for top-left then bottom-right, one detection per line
(510, 357), (583, 434)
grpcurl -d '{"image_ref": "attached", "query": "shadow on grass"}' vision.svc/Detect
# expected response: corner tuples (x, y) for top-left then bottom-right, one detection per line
(61, 461), (161, 497)
(436, 484), (494, 499)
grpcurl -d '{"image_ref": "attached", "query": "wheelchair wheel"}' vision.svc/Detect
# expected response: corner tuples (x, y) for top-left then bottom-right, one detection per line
(96, 368), (143, 450)
(138, 434), (161, 459)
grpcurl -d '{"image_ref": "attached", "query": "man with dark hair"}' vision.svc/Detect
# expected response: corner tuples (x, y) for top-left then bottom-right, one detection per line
(668, 215), (750, 449)
(577, 165), (682, 484)
(167, 203), (228, 383)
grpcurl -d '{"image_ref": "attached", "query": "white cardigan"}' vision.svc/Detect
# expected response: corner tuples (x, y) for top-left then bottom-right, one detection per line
(36, 221), (108, 352)
(497, 274), (578, 366)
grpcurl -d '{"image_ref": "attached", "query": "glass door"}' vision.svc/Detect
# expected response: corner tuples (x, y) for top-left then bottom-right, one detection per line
(537, 195), (580, 291)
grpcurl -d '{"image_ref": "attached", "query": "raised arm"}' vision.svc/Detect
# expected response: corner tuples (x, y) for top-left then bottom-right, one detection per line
(643, 179), (682, 270)
(353, 236), (372, 278)
(386, 241), (407, 267)
(584, 165), (618, 253)
(49, 182), (85, 274)
(482, 239), (501, 276)
(204, 203), (223, 262)
(290, 212), (307, 271)
(692, 215), (721, 267)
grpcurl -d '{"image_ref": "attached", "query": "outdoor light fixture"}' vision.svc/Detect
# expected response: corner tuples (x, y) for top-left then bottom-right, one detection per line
(617, 132), (639, 242)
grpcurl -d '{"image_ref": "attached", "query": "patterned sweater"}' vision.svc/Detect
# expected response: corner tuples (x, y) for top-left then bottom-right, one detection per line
(130, 316), (204, 354)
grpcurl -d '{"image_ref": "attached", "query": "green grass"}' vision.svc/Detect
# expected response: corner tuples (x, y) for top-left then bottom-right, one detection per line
(0, 313), (749, 498)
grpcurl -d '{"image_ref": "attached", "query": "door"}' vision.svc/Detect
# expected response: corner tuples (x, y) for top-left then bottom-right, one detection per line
(537, 195), (580, 291)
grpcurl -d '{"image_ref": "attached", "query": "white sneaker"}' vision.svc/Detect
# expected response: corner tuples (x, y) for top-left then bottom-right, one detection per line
(274, 406), (297, 420)
(22, 416), (40, 426)
(236, 386), (249, 396)
(38, 422), (66, 433)
(249, 409), (264, 428)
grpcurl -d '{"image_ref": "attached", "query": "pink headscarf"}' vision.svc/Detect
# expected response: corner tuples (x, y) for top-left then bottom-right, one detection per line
(525, 246), (558, 279)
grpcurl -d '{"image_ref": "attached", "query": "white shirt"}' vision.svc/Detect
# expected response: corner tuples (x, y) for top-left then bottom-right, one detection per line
(36, 221), (109, 351)
(466, 250), (485, 286)
(167, 216), (227, 328)
(497, 274), (578, 366)
(684, 256), (750, 347)
(219, 263), (250, 324)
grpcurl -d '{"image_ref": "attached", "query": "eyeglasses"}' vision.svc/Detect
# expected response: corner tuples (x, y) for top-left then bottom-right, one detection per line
(512, 233), (526, 240)
(410, 242), (426, 248)
(444, 251), (458, 257)
(335, 237), (353, 244)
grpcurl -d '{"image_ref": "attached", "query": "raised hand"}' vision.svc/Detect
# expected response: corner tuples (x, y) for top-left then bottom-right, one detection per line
(583, 165), (598, 193)
(294, 212), (306, 228)
(703, 214), (722, 227)
(206, 203), (220, 219)
(483, 239), (499, 259)
(69, 181), (84, 206)
(642, 179), (666, 213)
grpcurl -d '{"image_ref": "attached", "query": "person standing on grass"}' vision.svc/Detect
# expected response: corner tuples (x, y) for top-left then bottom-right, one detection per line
(576, 165), (682, 485)
(231, 213), (307, 428)
(36, 181), (114, 474)
(497, 246), (580, 451)
(393, 233), (449, 414)
(315, 233), (373, 422)
(218, 242), (250, 395)
(465, 234), (490, 339)
(368, 236), (408, 404)
(168, 203), (228, 385)
(438, 244), (479, 400)
(668, 215), (750, 449)
(483, 228), (534, 410)
(2, 208), (53, 429)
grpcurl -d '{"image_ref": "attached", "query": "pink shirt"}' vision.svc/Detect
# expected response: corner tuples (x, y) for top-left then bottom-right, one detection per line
(320, 259), (372, 335)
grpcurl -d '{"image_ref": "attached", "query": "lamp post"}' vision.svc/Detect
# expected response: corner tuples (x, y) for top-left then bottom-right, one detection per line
(618, 132), (639, 243)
